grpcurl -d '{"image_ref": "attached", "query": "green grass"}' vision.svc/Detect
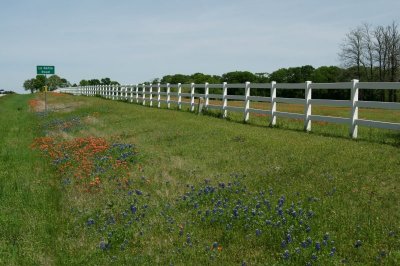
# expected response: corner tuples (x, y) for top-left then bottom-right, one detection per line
(0, 94), (62, 265)
(1, 93), (399, 265)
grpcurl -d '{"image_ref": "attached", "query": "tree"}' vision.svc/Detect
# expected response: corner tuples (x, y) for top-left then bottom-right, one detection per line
(23, 78), (36, 93)
(79, 80), (89, 86)
(339, 26), (364, 80)
(101, 78), (111, 85)
(47, 75), (62, 91)
(34, 75), (46, 91)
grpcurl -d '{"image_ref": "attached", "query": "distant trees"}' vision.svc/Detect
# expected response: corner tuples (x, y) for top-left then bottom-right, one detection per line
(79, 78), (120, 86)
(23, 75), (70, 93)
(339, 21), (400, 101)
(23, 79), (35, 93)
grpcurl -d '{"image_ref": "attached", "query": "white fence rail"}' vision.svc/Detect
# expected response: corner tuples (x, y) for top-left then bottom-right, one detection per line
(58, 80), (400, 139)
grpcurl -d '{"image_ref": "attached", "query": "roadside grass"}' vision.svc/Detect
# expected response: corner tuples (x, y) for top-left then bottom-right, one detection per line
(1, 92), (400, 265)
(0, 94), (62, 265)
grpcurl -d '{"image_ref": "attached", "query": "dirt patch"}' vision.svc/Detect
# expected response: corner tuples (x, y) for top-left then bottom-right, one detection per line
(29, 98), (84, 113)
(83, 115), (100, 125)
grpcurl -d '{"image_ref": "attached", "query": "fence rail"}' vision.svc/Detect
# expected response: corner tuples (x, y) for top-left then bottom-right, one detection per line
(57, 80), (400, 139)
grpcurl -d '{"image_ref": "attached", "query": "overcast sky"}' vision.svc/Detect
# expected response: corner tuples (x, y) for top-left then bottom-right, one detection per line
(1, 0), (399, 93)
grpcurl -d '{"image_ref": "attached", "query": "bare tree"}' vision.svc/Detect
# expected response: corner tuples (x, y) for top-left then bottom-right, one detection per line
(361, 23), (375, 81)
(373, 25), (388, 82)
(339, 26), (365, 80)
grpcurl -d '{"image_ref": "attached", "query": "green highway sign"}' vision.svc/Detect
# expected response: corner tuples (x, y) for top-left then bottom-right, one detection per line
(37, 65), (55, 75)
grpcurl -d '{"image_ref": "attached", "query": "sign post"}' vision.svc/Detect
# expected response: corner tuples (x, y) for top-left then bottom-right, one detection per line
(36, 66), (55, 113)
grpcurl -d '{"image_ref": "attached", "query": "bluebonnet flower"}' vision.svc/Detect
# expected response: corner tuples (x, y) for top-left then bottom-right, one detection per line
(282, 250), (290, 260)
(278, 195), (285, 207)
(281, 240), (287, 248)
(354, 240), (362, 248)
(86, 218), (95, 226)
(212, 242), (218, 249)
(130, 205), (137, 214)
(311, 253), (318, 261)
(329, 247), (336, 257)
(255, 229), (262, 237)
(99, 240), (110, 250)
(315, 242), (321, 251)
(286, 233), (292, 243)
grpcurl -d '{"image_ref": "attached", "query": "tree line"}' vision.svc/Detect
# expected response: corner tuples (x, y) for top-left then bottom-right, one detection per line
(142, 65), (395, 100)
(23, 21), (399, 101)
(23, 75), (71, 93)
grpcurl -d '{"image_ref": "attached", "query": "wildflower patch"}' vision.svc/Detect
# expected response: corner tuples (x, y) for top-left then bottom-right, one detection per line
(31, 137), (137, 191)
(166, 175), (338, 264)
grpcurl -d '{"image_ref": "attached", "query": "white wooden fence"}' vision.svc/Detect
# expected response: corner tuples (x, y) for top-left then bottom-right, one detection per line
(58, 80), (400, 139)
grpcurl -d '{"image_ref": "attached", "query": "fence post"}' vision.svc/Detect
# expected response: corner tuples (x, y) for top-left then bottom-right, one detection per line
(270, 81), (277, 126)
(205, 82), (209, 109)
(178, 83), (182, 109)
(147, 84), (152, 107)
(350, 79), (359, 139)
(304, 81), (312, 131)
(135, 84), (139, 103)
(157, 83), (161, 108)
(112, 85), (115, 100)
(222, 82), (228, 118)
(129, 85), (133, 102)
(190, 83), (195, 112)
(142, 84), (146, 105)
(243, 82), (250, 122)
(167, 83), (171, 109)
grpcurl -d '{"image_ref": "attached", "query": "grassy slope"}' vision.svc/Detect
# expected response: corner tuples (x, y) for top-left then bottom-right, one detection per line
(0, 95), (61, 265)
(1, 93), (399, 265)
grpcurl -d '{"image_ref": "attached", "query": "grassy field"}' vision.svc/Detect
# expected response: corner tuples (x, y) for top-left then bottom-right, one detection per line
(0, 92), (399, 265)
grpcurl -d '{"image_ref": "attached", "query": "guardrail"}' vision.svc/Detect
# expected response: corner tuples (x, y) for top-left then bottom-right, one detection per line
(58, 80), (400, 139)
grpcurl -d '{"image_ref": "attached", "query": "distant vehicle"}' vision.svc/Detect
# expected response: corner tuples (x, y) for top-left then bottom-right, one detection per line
(0, 89), (4, 94)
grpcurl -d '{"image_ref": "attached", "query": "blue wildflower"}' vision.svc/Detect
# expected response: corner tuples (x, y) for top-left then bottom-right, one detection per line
(311, 253), (317, 261)
(99, 240), (110, 250)
(315, 242), (321, 251)
(282, 250), (290, 260)
(286, 233), (292, 243)
(86, 218), (95, 226)
(130, 205), (137, 214)
(255, 229), (262, 237)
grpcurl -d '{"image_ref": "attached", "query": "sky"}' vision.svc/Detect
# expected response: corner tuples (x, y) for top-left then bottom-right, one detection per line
(1, 0), (399, 93)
